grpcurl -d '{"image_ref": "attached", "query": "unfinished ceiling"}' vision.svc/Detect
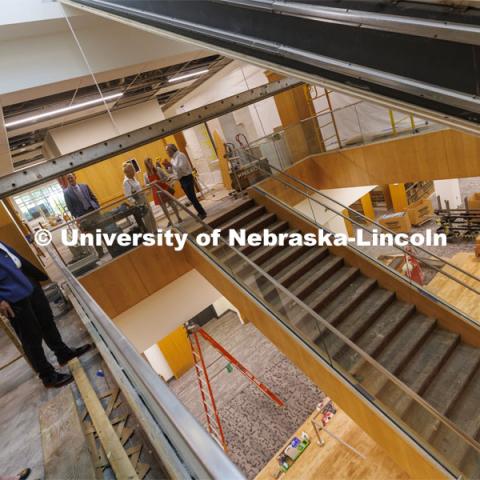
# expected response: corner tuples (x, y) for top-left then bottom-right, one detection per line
(4, 54), (232, 168)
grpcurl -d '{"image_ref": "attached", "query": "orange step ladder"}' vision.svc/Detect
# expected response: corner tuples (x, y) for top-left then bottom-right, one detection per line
(187, 323), (284, 450)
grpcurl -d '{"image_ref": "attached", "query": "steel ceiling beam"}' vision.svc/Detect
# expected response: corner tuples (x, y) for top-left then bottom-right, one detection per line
(0, 77), (301, 199)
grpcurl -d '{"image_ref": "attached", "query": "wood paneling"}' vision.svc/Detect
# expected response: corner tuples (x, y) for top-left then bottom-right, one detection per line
(157, 325), (194, 379)
(183, 242), (446, 480)
(389, 183), (408, 212)
(279, 129), (480, 191)
(79, 245), (192, 317)
(75, 137), (183, 206)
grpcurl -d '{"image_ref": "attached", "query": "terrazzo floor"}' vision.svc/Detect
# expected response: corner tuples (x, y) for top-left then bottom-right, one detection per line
(169, 311), (324, 479)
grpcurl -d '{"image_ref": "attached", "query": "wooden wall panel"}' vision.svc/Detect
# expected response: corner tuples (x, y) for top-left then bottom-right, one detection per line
(184, 241), (446, 479)
(79, 245), (192, 317)
(283, 129), (480, 191)
(74, 137), (183, 206)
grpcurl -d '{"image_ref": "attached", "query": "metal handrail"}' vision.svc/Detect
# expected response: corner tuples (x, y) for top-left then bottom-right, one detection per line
(155, 188), (480, 472)
(45, 243), (244, 480)
(248, 152), (480, 294)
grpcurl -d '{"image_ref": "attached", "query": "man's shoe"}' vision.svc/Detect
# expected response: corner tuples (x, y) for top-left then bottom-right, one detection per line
(58, 343), (93, 366)
(42, 372), (74, 389)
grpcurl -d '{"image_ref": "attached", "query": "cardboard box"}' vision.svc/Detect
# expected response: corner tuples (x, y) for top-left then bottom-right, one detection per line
(378, 211), (412, 233)
(405, 198), (434, 226)
(468, 193), (480, 210)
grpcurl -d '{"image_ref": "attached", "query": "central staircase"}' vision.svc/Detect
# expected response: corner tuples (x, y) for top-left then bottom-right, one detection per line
(205, 197), (480, 478)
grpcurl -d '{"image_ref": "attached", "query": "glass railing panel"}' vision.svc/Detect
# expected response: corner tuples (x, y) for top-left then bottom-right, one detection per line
(246, 101), (441, 168)
(166, 195), (478, 478)
(47, 184), (170, 277)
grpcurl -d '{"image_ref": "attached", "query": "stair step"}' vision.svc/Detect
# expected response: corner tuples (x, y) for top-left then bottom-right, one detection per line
(430, 368), (480, 473)
(317, 276), (378, 326)
(275, 248), (329, 287)
(259, 248), (330, 305)
(293, 267), (359, 342)
(316, 288), (395, 359)
(208, 198), (255, 228)
(353, 314), (436, 396)
(289, 255), (344, 300)
(219, 205), (266, 231)
(377, 329), (459, 417)
(247, 230), (301, 266)
(403, 344), (480, 442)
(217, 219), (288, 263)
(337, 301), (415, 371)
(262, 245), (310, 277)
(303, 266), (359, 312)
(240, 217), (288, 254)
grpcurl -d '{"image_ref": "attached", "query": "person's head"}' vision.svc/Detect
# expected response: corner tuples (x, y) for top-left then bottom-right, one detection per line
(123, 161), (135, 179)
(144, 157), (154, 174)
(165, 144), (177, 158)
(66, 173), (77, 187)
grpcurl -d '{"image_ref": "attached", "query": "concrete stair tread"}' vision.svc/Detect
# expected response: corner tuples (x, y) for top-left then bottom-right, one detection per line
(274, 247), (329, 287)
(207, 198), (254, 228)
(261, 245), (309, 276)
(316, 288), (395, 359)
(288, 255), (344, 299)
(430, 368), (480, 473)
(302, 266), (359, 311)
(404, 344), (480, 442)
(337, 301), (415, 371)
(317, 276), (378, 325)
(377, 329), (459, 418)
(353, 314), (436, 396)
(218, 204), (266, 231)
(247, 229), (300, 265)
(217, 219), (289, 264)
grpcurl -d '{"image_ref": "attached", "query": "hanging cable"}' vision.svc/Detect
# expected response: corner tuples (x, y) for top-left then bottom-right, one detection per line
(61, 6), (121, 134)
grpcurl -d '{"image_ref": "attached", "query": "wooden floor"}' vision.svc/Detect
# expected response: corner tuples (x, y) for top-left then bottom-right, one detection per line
(256, 407), (409, 480)
(427, 252), (480, 321)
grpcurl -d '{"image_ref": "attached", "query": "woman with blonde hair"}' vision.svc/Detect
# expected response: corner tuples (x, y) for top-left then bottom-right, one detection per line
(122, 161), (157, 233)
(143, 157), (181, 226)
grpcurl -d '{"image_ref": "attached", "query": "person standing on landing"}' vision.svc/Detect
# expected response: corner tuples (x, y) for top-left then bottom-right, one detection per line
(163, 144), (207, 220)
(0, 241), (91, 388)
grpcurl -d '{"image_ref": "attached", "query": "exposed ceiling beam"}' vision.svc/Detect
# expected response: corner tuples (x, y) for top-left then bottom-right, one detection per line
(0, 77), (301, 198)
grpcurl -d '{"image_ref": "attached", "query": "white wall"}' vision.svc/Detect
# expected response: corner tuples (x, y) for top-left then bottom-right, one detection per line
(144, 344), (174, 381)
(434, 179), (462, 209)
(165, 61), (282, 141)
(0, 10), (205, 103)
(113, 269), (238, 353)
(49, 100), (166, 154)
(295, 185), (376, 234)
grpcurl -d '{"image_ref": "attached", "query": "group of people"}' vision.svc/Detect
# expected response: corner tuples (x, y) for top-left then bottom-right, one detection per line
(0, 145), (208, 392)
(63, 144), (207, 239)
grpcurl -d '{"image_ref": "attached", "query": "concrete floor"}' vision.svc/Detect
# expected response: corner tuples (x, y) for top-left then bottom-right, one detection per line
(0, 259), (165, 479)
(169, 311), (324, 479)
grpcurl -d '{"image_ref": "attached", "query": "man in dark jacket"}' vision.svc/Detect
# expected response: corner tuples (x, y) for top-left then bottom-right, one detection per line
(63, 173), (105, 257)
(0, 241), (91, 388)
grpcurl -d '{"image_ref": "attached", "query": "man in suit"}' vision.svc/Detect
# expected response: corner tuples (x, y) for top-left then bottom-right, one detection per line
(63, 173), (105, 257)
(0, 242), (91, 388)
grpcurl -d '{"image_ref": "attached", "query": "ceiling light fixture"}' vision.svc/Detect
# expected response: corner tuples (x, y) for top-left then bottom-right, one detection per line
(168, 69), (209, 83)
(4, 92), (124, 128)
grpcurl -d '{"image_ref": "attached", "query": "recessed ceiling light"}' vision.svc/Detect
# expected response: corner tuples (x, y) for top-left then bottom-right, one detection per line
(4, 92), (124, 128)
(168, 69), (209, 83)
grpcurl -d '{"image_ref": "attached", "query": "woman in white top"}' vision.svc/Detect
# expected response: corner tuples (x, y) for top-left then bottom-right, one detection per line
(122, 161), (157, 233)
